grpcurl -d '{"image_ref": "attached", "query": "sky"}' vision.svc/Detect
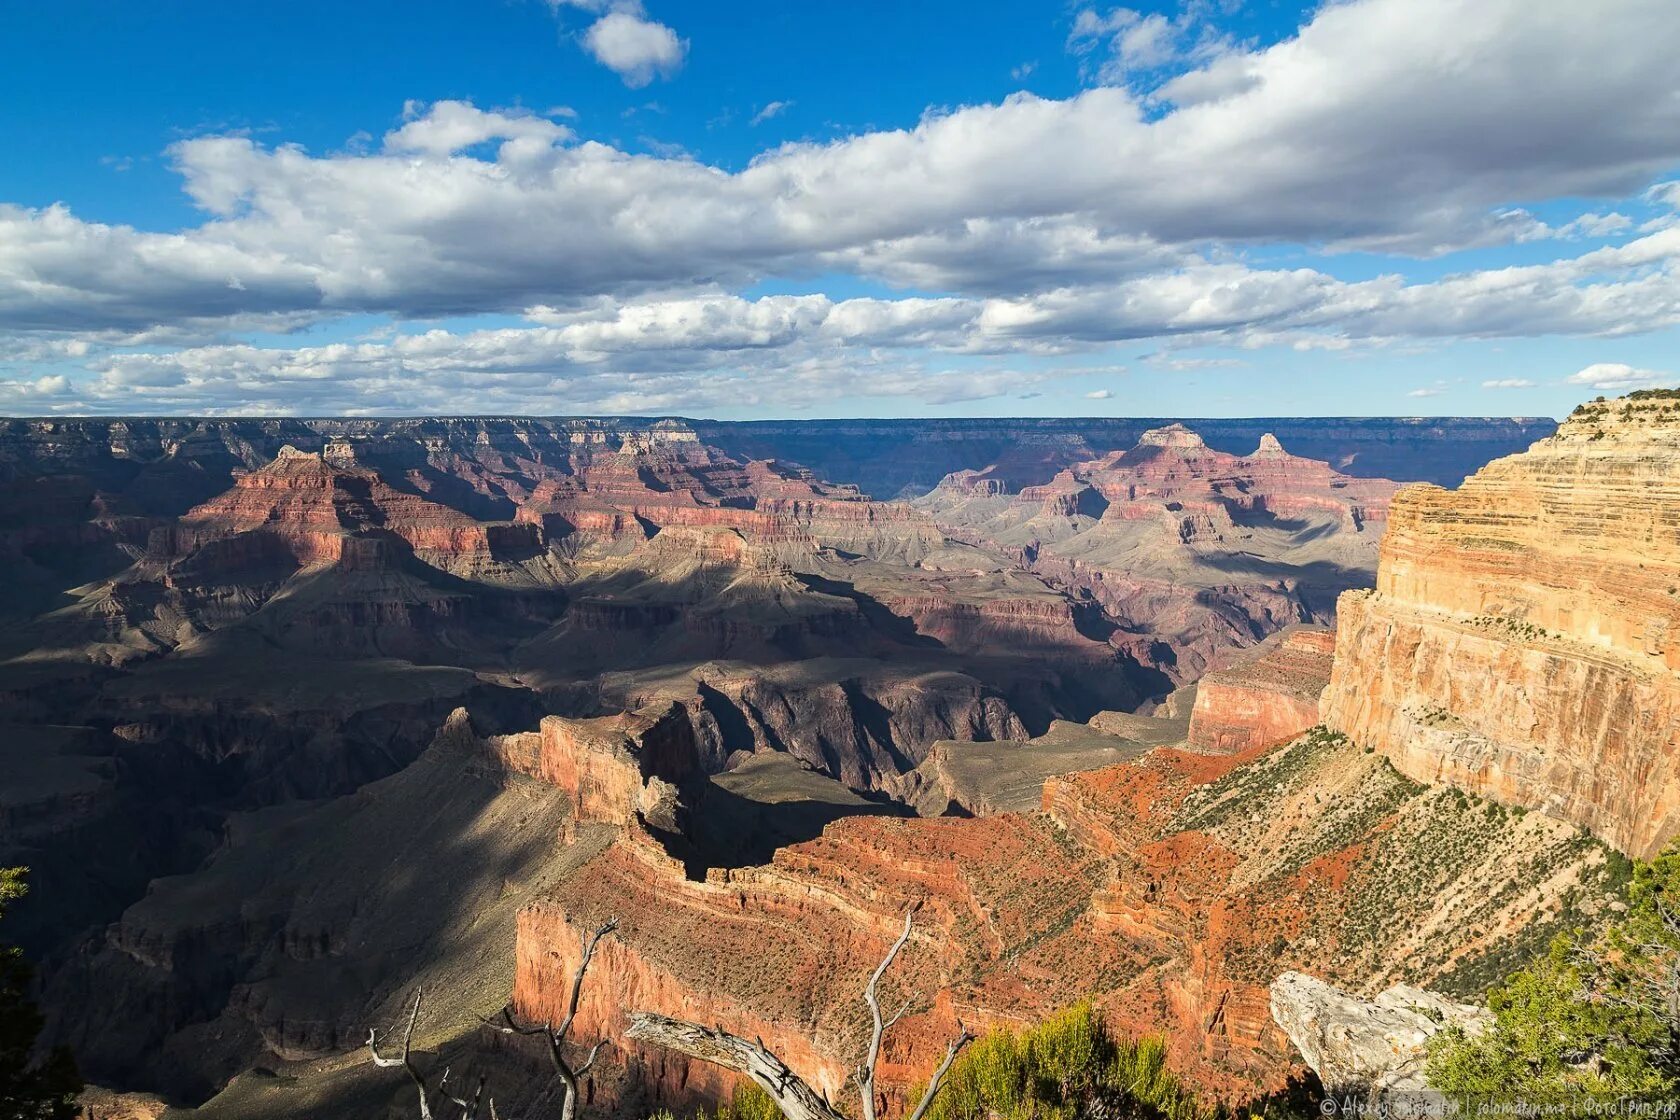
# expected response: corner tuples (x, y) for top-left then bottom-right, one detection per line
(2, 0), (1679, 420)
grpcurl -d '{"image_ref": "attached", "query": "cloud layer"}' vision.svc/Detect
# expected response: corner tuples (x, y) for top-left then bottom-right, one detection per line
(4, 0), (1680, 412)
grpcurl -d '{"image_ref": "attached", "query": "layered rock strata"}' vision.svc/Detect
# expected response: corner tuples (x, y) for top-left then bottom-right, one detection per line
(1187, 627), (1335, 754)
(1322, 392), (1680, 858)
(514, 726), (1619, 1106)
(918, 428), (1398, 681)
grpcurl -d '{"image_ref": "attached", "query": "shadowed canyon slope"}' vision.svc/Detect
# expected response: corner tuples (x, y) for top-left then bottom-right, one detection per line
(7, 408), (1643, 1115)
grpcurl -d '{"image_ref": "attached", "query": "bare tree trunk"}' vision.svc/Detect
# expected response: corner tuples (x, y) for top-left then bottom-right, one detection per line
(626, 910), (971, 1120)
(369, 990), (491, 1120)
(858, 912), (916, 1120)
(372, 917), (619, 1120)
(627, 1015), (846, 1120)
(483, 917), (619, 1120)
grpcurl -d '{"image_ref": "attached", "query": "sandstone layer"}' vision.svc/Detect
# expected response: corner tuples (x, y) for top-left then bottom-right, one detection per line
(1322, 392), (1680, 858)
(1187, 627), (1335, 754)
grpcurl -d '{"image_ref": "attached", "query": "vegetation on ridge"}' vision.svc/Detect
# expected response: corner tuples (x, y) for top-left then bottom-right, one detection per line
(923, 1004), (1209, 1120)
(1426, 843), (1680, 1107)
(652, 1005), (1218, 1120)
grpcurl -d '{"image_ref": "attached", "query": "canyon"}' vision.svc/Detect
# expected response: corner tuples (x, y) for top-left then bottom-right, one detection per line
(916, 424), (1395, 681)
(4, 403), (1665, 1115)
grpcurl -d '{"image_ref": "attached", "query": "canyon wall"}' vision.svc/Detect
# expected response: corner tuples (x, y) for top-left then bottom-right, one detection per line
(510, 725), (1619, 1107)
(1187, 627), (1335, 754)
(4, 408), (1607, 1114)
(0, 416), (1552, 512)
(1322, 392), (1680, 858)
(917, 426), (1397, 683)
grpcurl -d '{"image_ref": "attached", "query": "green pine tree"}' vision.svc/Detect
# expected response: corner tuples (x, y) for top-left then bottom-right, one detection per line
(0, 868), (80, 1120)
(1426, 845), (1680, 1107)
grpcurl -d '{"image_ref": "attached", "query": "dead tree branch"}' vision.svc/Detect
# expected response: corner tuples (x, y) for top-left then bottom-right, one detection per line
(481, 917), (620, 1120)
(626, 909), (971, 1120)
(906, 1030), (973, 1120)
(858, 911), (915, 1120)
(370, 989), (497, 1120)
(627, 1014), (846, 1120)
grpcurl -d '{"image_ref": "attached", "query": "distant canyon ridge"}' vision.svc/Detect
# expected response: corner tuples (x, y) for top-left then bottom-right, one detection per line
(1, 413), (1553, 504)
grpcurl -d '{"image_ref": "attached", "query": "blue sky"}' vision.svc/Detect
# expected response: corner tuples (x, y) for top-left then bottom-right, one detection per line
(2, 0), (1678, 419)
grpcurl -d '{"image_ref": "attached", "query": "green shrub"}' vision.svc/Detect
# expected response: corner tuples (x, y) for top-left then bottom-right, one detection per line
(0, 868), (81, 1120)
(1425, 844), (1680, 1109)
(924, 1003), (1212, 1120)
(713, 1084), (784, 1120)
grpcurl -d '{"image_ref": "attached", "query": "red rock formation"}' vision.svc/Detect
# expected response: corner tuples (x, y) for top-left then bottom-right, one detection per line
(513, 720), (1612, 1108)
(166, 444), (532, 572)
(1322, 392), (1680, 858)
(1187, 627), (1335, 754)
(514, 813), (1080, 1107)
(484, 703), (699, 831)
(918, 426), (1399, 682)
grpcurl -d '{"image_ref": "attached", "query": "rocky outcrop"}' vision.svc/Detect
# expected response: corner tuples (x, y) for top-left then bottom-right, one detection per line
(918, 426), (1398, 682)
(514, 814), (1054, 1109)
(1270, 971), (1489, 1097)
(1188, 628), (1335, 754)
(1322, 392), (1680, 858)
(514, 721), (1619, 1107)
(166, 445), (535, 573)
(484, 703), (700, 832)
(897, 714), (1180, 816)
(682, 665), (1029, 791)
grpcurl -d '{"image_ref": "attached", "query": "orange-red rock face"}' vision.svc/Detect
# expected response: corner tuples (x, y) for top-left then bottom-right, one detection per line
(1187, 628), (1335, 754)
(170, 444), (519, 570)
(1322, 394), (1680, 858)
(515, 811), (1108, 1107)
(484, 704), (698, 830)
(1071, 425), (1394, 532)
(511, 716), (1610, 1109)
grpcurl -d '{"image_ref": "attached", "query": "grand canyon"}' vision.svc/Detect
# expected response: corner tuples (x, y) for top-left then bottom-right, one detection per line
(9, 2), (1680, 1115)
(1, 397), (1675, 1116)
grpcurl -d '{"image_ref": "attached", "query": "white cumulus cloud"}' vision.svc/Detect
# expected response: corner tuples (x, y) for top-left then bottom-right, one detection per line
(6, 0), (1680, 413)
(582, 9), (687, 87)
(1566, 362), (1673, 390)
